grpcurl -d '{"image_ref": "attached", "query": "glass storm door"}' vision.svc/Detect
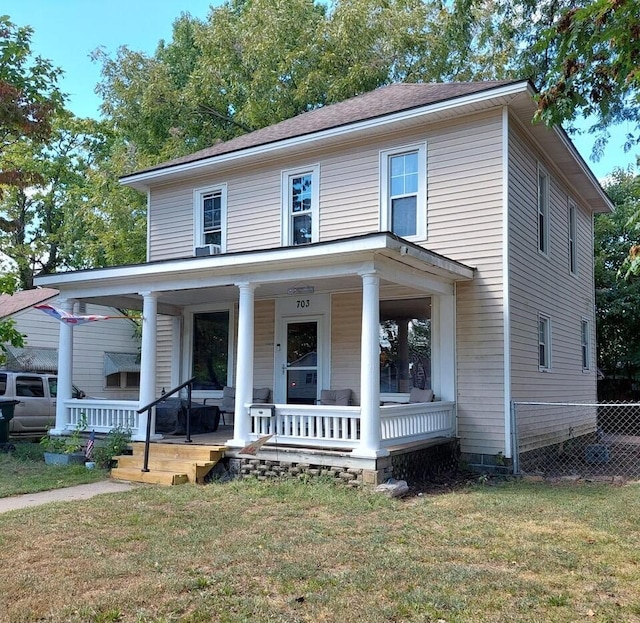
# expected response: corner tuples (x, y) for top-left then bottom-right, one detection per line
(285, 320), (318, 404)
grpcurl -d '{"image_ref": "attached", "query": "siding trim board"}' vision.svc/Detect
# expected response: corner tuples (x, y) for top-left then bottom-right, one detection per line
(502, 107), (512, 458)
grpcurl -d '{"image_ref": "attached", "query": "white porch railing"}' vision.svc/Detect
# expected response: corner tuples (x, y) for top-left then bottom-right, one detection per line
(61, 398), (455, 450)
(251, 404), (361, 449)
(65, 399), (140, 434)
(250, 401), (455, 450)
(380, 401), (455, 447)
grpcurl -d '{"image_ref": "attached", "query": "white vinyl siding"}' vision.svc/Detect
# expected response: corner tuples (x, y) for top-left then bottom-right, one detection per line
(331, 292), (363, 405)
(155, 315), (175, 396)
(425, 110), (506, 456)
(509, 125), (597, 451)
(253, 299), (275, 392)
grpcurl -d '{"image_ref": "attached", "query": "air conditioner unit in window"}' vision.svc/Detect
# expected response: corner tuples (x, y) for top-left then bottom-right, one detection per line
(194, 244), (222, 257)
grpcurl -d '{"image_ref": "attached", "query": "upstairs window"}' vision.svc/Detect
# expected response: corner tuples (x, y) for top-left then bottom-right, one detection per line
(194, 185), (227, 252)
(282, 165), (320, 246)
(538, 165), (550, 255)
(538, 314), (551, 370)
(568, 201), (577, 275)
(380, 144), (427, 240)
(581, 319), (590, 370)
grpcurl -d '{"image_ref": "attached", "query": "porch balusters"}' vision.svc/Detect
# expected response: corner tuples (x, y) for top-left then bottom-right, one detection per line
(52, 298), (75, 435)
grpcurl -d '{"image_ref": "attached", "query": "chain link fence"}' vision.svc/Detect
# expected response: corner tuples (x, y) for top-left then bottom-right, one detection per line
(512, 401), (640, 479)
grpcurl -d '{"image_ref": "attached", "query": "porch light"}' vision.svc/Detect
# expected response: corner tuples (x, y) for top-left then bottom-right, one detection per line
(287, 285), (315, 295)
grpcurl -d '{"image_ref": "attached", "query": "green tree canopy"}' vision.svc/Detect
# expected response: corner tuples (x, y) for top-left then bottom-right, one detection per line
(0, 16), (63, 187)
(535, 0), (640, 157)
(595, 169), (640, 384)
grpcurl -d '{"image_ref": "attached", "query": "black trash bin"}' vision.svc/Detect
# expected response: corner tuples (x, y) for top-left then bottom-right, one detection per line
(0, 400), (19, 451)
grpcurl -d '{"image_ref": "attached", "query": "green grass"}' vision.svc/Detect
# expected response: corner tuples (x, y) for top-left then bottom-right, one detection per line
(0, 477), (639, 622)
(0, 441), (107, 498)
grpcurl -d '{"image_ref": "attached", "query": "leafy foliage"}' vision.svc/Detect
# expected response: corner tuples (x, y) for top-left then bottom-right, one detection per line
(0, 16), (63, 188)
(535, 0), (640, 157)
(92, 425), (132, 468)
(595, 169), (640, 381)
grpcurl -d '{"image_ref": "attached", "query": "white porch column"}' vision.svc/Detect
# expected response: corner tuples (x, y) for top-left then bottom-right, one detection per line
(227, 282), (256, 447)
(432, 294), (456, 403)
(136, 291), (160, 441)
(354, 272), (388, 458)
(51, 298), (75, 435)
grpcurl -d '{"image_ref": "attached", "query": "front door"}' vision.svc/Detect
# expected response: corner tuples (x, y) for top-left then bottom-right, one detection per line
(284, 319), (318, 404)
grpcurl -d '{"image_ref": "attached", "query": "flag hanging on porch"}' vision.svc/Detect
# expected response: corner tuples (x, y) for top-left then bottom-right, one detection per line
(239, 434), (274, 456)
(34, 304), (133, 326)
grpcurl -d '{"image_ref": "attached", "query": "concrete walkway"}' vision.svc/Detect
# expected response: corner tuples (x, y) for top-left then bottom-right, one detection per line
(0, 480), (135, 514)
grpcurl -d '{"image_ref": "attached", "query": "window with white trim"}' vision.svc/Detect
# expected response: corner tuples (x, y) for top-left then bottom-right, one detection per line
(568, 201), (577, 275)
(538, 314), (551, 370)
(581, 319), (590, 370)
(538, 165), (549, 255)
(282, 165), (319, 246)
(380, 144), (427, 240)
(192, 310), (230, 390)
(194, 184), (227, 251)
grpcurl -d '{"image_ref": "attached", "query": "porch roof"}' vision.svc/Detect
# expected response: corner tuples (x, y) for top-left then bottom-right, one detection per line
(34, 232), (474, 314)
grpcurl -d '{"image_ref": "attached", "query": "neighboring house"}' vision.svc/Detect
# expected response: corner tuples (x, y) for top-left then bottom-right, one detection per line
(0, 288), (141, 400)
(34, 80), (612, 476)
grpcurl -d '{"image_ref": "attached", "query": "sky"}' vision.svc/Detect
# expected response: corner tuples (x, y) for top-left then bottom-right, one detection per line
(3, 0), (638, 180)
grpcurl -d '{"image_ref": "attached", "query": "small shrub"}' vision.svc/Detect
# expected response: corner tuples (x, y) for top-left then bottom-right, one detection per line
(39, 413), (87, 454)
(93, 426), (132, 468)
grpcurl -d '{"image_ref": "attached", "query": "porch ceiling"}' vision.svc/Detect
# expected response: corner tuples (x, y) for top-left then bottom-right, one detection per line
(34, 233), (474, 314)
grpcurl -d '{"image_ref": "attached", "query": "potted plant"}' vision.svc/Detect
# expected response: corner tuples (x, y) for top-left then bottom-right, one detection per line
(40, 414), (88, 466)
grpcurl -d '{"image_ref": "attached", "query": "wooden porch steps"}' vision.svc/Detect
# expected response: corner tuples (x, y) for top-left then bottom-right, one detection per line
(111, 442), (226, 486)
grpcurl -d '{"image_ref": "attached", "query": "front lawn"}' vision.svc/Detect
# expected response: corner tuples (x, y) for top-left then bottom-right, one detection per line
(0, 441), (107, 498)
(0, 477), (638, 622)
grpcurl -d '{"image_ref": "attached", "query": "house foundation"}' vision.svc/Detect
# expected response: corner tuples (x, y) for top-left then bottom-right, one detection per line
(224, 437), (458, 486)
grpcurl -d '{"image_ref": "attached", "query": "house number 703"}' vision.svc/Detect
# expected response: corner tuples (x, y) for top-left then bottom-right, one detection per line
(296, 299), (310, 308)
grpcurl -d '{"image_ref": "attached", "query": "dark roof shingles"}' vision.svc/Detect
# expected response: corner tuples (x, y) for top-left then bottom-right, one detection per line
(0, 288), (58, 319)
(126, 80), (518, 177)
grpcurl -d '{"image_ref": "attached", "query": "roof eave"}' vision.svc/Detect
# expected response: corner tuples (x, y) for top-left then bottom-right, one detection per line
(34, 232), (474, 292)
(121, 81), (532, 191)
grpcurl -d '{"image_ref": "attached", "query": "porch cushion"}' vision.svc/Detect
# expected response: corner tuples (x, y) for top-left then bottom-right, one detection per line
(252, 387), (270, 403)
(221, 386), (271, 412)
(221, 386), (235, 413)
(319, 389), (352, 406)
(409, 387), (434, 403)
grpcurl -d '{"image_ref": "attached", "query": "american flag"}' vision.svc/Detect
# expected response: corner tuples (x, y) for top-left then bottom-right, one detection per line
(85, 430), (95, 460)
(34, 304), (132, 325)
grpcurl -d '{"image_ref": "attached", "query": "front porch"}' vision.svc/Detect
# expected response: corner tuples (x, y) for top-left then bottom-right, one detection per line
(62, 397), (456, 452)
(39, 233), (471, 463)
(108, 422), (459, 485)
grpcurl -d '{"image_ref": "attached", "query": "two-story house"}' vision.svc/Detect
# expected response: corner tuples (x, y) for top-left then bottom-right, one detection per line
(35, 80), (612, 481)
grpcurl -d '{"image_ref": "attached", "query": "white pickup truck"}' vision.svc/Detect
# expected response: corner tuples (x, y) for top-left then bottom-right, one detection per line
(0, 371), (85, 434)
